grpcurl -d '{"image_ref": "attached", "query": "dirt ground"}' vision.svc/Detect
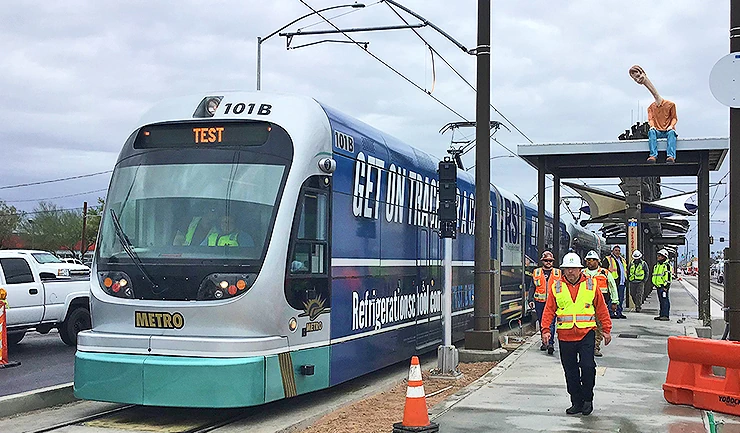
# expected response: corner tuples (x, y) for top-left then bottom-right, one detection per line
(299, 361), (497, 433)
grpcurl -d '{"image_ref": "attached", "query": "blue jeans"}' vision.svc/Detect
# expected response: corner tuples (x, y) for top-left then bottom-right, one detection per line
(648, 128), (677, 159)
(616, 284), (626, 316)
(658, 287), (670, 318)
(535, 301), (555, 346)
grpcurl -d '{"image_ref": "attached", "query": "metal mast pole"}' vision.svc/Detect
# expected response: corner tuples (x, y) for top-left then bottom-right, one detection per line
(256, 37), (262, 91)
(698, 153), (711, 325)
(727, 0), (740, 340)
(466, 0), (496, 351)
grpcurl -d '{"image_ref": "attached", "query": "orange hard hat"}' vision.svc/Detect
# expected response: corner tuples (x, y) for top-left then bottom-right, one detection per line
(541, 251), (554, 261)
(0, 288), (6, 300)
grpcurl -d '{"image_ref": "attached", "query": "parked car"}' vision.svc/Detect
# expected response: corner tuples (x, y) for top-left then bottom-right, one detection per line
(0, 250), (91, 345)
(62, 258), (85, 266)
(6, 250), (91, 278)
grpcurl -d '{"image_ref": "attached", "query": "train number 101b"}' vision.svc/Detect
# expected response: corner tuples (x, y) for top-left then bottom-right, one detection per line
(223, 103), (272, 115)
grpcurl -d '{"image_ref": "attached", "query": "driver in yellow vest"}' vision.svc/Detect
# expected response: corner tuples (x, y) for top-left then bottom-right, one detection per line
(203, 215), (255, 247)
(542, 252), (612, 417)
(173, 208), (220, 246)
(527, 251), (561, 355)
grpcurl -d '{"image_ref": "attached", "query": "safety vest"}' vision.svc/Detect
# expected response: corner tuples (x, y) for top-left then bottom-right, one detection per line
(583, 268), (609, 294)
(206, 232), (239, 247)
(652, 262), (671, 287)
(552, 277), (597, 330)
(606, 255), (626, 281)
(533, 268), (561, 302)
(629, 261), (646, 282)
(183, 217), (203, 246)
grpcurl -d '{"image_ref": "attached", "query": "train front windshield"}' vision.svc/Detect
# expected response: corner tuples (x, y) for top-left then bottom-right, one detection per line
(99, 163), (284, 261)
(96, 120), (293, 301)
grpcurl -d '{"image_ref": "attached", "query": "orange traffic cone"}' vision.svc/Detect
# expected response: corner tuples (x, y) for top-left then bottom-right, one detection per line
(0, 290), (21, 369)
(392, 356), (439, 433)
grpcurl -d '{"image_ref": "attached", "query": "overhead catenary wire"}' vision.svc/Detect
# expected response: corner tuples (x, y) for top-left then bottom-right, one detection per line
(297, 0), (584, 211)
(0, 170), (112, 190)
(5, 188), (108, 203)
(297, 0), (468, 120)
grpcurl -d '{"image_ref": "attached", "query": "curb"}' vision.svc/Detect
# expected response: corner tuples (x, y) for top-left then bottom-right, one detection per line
(0, 383), (76, 419)
(429, 334), (539, 420)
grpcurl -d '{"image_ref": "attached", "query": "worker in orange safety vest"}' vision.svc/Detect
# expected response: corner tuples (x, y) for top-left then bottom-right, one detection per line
(528, 251), (561, 355)
(542, 252), (612, 416)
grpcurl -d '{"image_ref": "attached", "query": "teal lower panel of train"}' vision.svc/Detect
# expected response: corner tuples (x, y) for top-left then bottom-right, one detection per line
(74, 347), (330, 407)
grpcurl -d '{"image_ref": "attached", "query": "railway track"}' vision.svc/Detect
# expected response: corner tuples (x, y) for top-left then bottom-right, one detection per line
(682, 275), (726, 308)
(24, 404), (267, 433)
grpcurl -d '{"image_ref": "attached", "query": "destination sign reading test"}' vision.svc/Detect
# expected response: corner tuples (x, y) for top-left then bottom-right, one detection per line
(135, 122), (271, 148)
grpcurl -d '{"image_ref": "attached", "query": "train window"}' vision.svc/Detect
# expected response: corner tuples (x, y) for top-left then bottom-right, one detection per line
(285, 176), (331, 311)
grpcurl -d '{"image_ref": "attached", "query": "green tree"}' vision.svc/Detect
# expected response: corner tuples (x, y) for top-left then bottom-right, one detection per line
(22, 202), (84, 254)
(0, 201), (22, 248)
(81, 197), (105, 257)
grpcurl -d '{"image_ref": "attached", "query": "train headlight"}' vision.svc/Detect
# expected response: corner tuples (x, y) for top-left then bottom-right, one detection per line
(98, 271), (135, 299)
(197, 273), (257, 301)
(193, 95), (223, 118)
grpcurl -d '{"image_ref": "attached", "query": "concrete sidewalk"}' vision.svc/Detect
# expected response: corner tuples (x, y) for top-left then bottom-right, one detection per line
(432, 281), (740, 432)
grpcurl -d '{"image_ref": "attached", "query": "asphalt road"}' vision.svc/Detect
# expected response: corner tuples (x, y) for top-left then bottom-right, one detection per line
(0, 329), (75, 397)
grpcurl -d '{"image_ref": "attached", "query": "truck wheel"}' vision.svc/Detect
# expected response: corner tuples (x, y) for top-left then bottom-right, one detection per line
(7, 330), (26, 346)
(59, 307), (91, 346)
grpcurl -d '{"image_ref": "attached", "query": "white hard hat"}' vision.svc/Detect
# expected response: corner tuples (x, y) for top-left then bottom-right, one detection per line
(657, 248), (669, 258)
(561, 252), (583, 268)
(632, 250), (643, 259)
(585, 250), (600, 261)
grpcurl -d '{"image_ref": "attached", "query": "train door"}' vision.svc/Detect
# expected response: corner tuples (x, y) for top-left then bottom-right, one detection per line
(285, 176), (332, 348)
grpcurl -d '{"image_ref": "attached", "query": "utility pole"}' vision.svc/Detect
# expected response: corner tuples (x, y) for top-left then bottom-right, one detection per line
(727, 1), (740, 340)
(465, 0), (497, 351)
(80, 201), (88, 261)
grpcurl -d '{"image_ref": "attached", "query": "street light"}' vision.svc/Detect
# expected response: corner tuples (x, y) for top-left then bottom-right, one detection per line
(465, 154), (516, 172)
(256, 2), (365, 90)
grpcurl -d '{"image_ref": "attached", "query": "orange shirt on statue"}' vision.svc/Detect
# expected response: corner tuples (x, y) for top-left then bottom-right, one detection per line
(648, 100), (677, 131)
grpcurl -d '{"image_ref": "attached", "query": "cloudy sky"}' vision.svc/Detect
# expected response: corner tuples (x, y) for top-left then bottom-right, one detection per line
(0, 0), (732, 255)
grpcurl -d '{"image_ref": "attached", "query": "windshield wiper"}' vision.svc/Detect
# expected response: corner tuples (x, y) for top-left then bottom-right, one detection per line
(109, 208), (163, 294)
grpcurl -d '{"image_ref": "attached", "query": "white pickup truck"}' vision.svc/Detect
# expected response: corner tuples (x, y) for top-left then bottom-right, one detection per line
(0, 250), (91, 346)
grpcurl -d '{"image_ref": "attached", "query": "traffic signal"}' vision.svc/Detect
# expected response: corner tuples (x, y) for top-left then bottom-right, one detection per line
(438, 158), (457, 238)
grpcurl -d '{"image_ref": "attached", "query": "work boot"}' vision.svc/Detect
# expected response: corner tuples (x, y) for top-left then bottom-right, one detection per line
(547, 345), (554, 355)
(657, 316), (670, 321)
(594, 348), (603, 357)
(635, 306), (641, 313)
(540, 344), (547, 351)
(666, 157), (675, 163)
(566, 403), (583, 415)
(582, 401), (594, 416)
(647, 156), (657, 163)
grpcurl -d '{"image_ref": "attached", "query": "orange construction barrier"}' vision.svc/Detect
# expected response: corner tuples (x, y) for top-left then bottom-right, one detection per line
(663, 335), (740, 416)
(392, 356), (439, 433)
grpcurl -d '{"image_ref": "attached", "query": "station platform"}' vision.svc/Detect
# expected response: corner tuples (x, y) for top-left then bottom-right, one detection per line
(431, 281), (740, 432)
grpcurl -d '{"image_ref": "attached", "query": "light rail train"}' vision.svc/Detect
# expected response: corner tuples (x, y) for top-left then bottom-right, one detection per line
(74, 92), (607, 407)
